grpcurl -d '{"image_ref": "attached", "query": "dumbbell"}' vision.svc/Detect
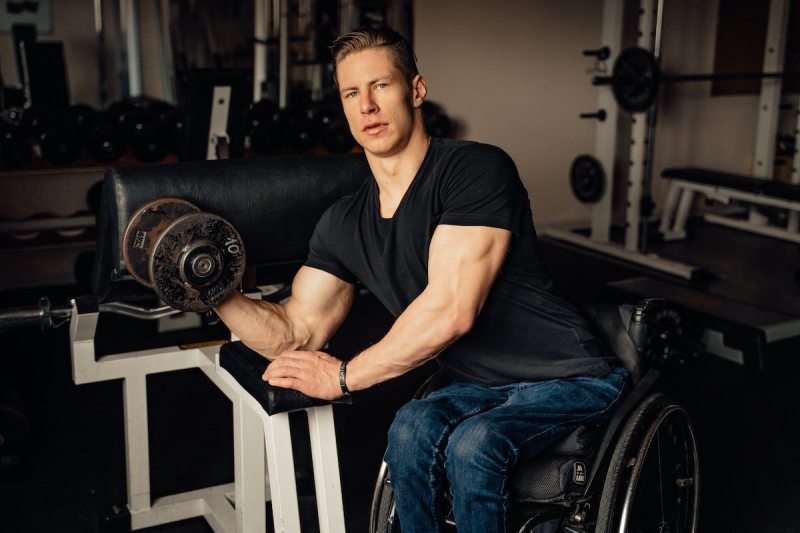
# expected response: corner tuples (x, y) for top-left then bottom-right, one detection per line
(247, 99), (284, 154)
(283, 105), (319, 151)
(69, 104), (126, 163)
(310, 101), (356, 153)
(143, 100), (186, 154)
(107, 101), (170, 162)
(122, 198), (246, 312)
(22, 109), (83, 165)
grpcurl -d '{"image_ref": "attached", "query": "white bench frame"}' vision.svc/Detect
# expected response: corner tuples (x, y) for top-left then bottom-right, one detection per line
(658, 179), (800, 244)
(69, 297), (346, 533)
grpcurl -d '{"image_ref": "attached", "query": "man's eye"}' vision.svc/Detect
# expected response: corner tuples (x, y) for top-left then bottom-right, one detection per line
(376, 83), (388, 89)
(345, 91), (357, 98)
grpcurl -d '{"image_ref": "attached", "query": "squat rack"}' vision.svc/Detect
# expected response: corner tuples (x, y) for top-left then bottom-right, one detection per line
(545, 0), (799, 279)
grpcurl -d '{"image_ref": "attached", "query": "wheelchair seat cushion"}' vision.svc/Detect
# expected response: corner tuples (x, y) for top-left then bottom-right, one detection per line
(510, 454), (591, 504)
(509, 423), (602, 504)
(219, 341), (352, 415)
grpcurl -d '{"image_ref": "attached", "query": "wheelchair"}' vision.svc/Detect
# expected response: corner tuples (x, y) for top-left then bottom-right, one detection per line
(370, 299), (699, 533)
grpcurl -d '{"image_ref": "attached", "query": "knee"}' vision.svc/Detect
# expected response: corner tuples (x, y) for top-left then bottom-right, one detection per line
(385, 400), (442, 473)
(445, 422), (514, 480)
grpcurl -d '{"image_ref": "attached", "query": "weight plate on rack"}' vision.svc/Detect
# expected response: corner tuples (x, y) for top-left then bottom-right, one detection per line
(612, 47), (660, 113)
(122, 198), (200, 287)
(570, 155), (605, 203)
(149, 212), (246, 312)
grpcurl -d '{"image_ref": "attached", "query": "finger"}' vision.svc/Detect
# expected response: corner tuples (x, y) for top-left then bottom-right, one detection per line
(264, 358), (320, 379)
(263, 362), (307, 380)
(266, 376), (303, 390)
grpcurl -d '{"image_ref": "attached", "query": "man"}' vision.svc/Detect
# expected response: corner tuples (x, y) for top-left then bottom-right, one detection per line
(216, 27), (627, 532)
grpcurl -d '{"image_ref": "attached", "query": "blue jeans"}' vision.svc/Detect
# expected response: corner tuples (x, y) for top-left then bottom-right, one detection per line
(384, 367), (628, 533)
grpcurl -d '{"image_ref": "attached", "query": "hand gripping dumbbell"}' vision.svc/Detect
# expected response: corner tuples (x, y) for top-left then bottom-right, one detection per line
(122, 198), (246, 312)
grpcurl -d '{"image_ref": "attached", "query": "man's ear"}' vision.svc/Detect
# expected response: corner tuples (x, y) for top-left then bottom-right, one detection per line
(411, 74), (427, 108)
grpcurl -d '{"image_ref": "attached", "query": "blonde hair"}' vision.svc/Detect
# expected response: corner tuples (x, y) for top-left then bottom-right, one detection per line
(330, 27), (419, 88)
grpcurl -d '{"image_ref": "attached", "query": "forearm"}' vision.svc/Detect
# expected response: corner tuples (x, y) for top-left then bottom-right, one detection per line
(345, 289), (469, 391)
(215, 291), (312, 359)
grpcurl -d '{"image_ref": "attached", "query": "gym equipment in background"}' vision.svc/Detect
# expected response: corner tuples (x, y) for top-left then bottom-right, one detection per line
(179, 69), (252, 161)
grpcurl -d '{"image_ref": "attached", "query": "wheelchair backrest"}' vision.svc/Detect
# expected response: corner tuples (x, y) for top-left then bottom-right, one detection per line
(582, 299), (665, 386)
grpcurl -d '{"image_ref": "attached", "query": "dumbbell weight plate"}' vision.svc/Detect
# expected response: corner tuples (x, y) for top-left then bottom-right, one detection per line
(122, 198), (201, 287)
(149, 212), (245, 312)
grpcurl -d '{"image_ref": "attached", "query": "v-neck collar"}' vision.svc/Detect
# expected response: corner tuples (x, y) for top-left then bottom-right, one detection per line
(374, 139), (435, 221)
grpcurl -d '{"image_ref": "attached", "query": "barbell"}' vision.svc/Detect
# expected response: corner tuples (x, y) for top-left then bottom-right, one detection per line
(594, 46), (800, 113)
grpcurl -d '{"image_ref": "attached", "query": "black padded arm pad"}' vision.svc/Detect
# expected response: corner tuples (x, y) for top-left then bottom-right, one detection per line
(219, 340), (352, 415)
(92, 154), (370, 301)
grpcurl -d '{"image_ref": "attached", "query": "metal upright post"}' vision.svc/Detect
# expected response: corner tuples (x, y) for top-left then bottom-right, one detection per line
(121, 0), (143, 97)
(254, 0), (270, 102)
(94, 0), (109, 107)
(790, 99), (800, 232)
(751, 0), (790, 226)
(154, 0), (176, 103)
(279, 0), (289, 109)
(753, 0), (790, 182)
(589, 0), (625, 244)
(624, 0), (660, 252)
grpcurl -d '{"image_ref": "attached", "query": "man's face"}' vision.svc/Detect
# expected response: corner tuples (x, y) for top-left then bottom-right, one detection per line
(336, 48), (425, 157)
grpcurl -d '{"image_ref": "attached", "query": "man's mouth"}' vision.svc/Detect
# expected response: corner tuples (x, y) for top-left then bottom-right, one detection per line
(363, 122), (387, 135)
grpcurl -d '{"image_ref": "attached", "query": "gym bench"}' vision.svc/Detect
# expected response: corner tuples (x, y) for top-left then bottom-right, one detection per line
(659, 167), (800, 243)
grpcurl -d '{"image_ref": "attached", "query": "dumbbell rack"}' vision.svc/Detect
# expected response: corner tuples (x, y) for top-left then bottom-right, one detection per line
(68, 291), (345, 533)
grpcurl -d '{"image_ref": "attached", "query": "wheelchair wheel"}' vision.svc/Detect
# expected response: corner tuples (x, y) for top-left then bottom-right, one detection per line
(370, 461), (460, 532)
(596, 393), (699, 533)
(370, 462), (400, 533)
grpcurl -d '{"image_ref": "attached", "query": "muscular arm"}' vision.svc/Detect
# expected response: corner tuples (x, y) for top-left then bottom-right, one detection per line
(215, 265), (354, 359)
(264, 224), (511, 397)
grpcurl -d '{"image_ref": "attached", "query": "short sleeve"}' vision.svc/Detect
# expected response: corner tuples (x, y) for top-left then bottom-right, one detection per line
(304, 204), (358, 284)
(438, 144), (523, 234)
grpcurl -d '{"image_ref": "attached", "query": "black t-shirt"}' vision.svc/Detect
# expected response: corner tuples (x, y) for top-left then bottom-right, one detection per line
(306, 138), (614, 385)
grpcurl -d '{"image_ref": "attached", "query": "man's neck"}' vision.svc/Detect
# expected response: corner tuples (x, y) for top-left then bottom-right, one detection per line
(367, 127), (431, 217)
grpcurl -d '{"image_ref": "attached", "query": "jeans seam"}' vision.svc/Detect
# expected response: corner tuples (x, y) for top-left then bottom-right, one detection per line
(426, 401), (504, 530)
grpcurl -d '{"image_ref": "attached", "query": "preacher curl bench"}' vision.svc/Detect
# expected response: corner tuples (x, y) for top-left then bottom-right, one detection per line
(73, 154), (371, 531)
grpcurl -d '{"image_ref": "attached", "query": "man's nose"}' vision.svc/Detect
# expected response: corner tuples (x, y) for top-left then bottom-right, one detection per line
(360, 93), (378, 114)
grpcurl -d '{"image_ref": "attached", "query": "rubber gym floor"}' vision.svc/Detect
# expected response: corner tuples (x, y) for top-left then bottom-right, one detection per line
(1, 221), (799, 533)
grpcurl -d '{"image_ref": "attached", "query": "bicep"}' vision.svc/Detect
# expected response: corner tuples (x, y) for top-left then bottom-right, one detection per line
(426, 224), (511, 320)
(285, 266), (355, 348)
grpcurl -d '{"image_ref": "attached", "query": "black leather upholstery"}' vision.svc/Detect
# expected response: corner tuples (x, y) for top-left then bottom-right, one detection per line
(219, 341), (352, 415)
(582, 303), (643, 385)
(91, 154), (370, 302)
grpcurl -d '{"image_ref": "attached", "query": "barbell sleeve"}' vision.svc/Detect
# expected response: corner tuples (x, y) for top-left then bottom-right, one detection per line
(0, 298), (71, 331)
